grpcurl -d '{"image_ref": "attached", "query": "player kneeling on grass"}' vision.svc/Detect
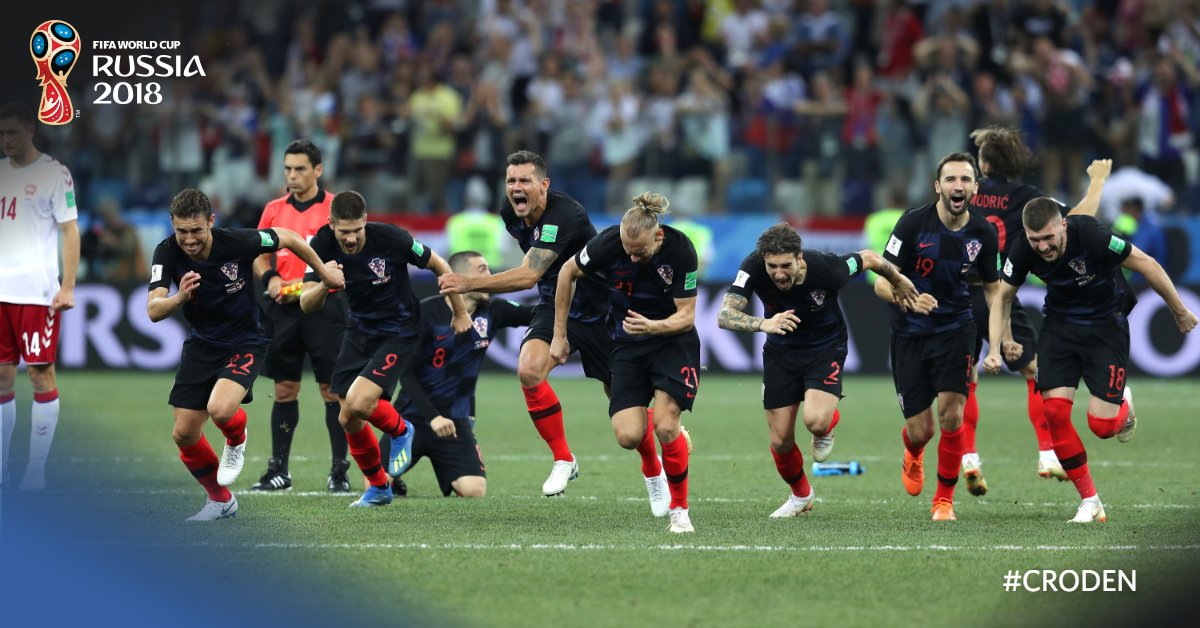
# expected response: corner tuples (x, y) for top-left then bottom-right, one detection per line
(147, 189), (344, 521)
(552, 193), (700, 534)
(983, 198), (1198, 523)
(719, 223), (916, 518)
(377, 251), (535, 497)
(300, 191), (471, 508)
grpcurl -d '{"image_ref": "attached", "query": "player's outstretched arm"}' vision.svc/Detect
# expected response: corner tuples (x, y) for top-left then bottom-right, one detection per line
(550, 258), (582, 364)
(147, 272), (198, 322)
(440, 247), (557, 295)
(276, 228), (344, 290)
(625, 297), (697, 336)
(426, 250), (472, 333)
(1066, 159), (1112, 217)
(717, 292), (799, 334)
(1123, 245), (1200, 333)
(859, 249), (917, 309)
(52, 220), (80, 312)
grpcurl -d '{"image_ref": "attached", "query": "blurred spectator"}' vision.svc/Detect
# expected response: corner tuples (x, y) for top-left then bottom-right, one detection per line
(914, 72), (971, 167)
(591, 80), (643, 214)
(789, 0), (847, 79)
(1021, 36), (1092, 200)
(341, 93), (399, 209)
(877, 0), (924, 84)
(545, 72), (595, 206)
(81, 199), (147, 282)
(720, 0), (770, 71)
(459, 81), (511, 187)
(1135, 55), (1199, 192)
(794, 72), (846, 216)
(409, 67), (464, 213)
(677, 68), (733, 214)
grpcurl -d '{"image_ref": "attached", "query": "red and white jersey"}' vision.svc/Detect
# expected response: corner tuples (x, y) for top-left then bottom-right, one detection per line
(0, 154), (78, 305)
(258, 188), (333, 281)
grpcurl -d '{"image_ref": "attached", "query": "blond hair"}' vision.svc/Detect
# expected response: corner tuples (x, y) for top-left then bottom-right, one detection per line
(621, 192), (671, 237)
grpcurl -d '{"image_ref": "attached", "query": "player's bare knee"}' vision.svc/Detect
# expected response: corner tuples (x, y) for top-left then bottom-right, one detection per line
(517, 364), (546, 388)
(207, 402), (238, 423)
(274, 380), (301, 402)
(172, 427), (200, 447)
(614, 425), (643, 450)
(654, 424), (682, 444)
(938, 409), (964, 433)
(27, 364), (56, 392)
(318, 383), (338, 404)
(455, 478), (486, 497)
(801, 410), (832, 436)
(344, 396), (375, 422)
(769, 437), (796, 454)
(0, 364), (17, 394)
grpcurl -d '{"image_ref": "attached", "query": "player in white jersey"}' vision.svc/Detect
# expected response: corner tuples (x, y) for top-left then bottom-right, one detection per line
(0, 103), (80, 489)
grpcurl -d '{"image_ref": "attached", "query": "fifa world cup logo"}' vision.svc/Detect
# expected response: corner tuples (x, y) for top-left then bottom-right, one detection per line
(30, 21), (80, 126)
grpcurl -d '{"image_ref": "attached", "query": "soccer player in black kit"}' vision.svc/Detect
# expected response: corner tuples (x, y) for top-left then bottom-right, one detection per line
(983, 199), (1197, 522)
(379, 251), (535, 497)
(718, 223), (916, 518)
(962, 126), (1112, 494)
(300, 191), (470, 508)
(437, 151), (613, 496)
(552, 193), (699, 533)
(875, 152), (1001, 522)
(147, 189), (344, 521)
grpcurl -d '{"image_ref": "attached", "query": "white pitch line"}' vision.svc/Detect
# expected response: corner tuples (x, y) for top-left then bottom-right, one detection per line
(39, 488), (1200, 510)
(83, 540), (1200, 553)
(60, 454), (1200, 469)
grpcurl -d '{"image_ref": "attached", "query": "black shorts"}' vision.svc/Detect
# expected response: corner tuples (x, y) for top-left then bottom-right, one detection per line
(1036, 321), (1130, 401)
(262, 294), (347, 383)
(891, 324), (976, 419)
(970, 284), (1037, 371)
(608, 329), (701, 416)
(330, 330), (419, 399)
(762, 344), (847, 410)
(381, 418), (485, 496)
(168, 339), (265, 411)
(522, 303), (612, 385)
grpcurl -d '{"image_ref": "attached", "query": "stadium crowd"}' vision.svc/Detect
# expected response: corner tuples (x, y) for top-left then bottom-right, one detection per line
(34, 0), (1200, 225)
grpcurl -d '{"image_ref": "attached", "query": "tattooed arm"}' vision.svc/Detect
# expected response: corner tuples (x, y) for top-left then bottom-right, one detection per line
(439, 247), (558, 294)
(717, 293), (800, 335)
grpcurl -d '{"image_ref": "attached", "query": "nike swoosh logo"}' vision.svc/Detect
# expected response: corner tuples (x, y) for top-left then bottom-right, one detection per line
(221, 503), (235, 515)
(918, 243), (935, 249)
(1106, 392), (1121, 398)
(686, 392), (695, 399)
(436, 334), (451, 341)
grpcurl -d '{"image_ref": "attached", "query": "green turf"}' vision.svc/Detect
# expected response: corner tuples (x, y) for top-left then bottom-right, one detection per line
(5, 372), (1198, 626)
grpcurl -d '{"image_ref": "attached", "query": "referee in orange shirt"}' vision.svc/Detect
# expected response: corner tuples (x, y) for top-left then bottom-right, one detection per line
(251, 140), (351, 491)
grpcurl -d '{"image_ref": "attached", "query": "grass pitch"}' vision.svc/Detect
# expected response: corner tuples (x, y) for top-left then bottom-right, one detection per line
(3, 372), (1198, 627)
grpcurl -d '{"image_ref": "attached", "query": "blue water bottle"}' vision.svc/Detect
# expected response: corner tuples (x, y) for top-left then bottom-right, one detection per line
(812, 461), (864, 476)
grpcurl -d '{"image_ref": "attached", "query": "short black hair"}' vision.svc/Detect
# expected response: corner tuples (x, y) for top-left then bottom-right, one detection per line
(169, 188), (213, 220)
(506, 150), (547, 179)
(0, 102), (36, 127)
(448, 250), (484, 272)
(756, 223), (803, 257)
(935, 152), (979, 181)
(1022, 197), (1063, 231)
(330, 191), (367, 221)
(284, 139), (322, 166)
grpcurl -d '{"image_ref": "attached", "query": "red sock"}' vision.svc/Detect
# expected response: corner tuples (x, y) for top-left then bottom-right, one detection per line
(637, 408), (661, 477)
(824, 408), (840, 436)
(346, 424), (390, 487)
(934, 426), (964, 502)
(902, 427), (924, 455)
(216, 407), (247, 446)
(523, 381), (572, 461)
(1044, 397), (1096, 499)
(962, 382), (978, 454)
(1087, 401), (1128, 439)
(367, 399), (405, 436)
(660, 431), (689, 509)
(770, 443), (811, 498)
(1027, 379), (1054, 450)
(179, 435), (232, 502)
